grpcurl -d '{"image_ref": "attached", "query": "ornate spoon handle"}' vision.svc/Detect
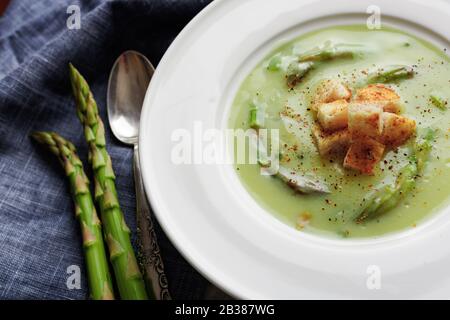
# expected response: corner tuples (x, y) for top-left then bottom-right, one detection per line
(134, 144), (171, 300)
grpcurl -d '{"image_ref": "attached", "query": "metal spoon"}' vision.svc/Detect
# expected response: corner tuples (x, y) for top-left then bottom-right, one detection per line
(107, 50), (170, 300)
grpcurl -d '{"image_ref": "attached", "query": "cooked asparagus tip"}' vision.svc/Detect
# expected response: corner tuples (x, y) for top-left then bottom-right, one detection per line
(267, 55), (282, 71)
(430, 91), (448, 110)
(249, 103), (265, 129)
(31, 131), (114, 300)
(414, 128), (437, 173)
(285, 43), (363, 88)
(277, 166), (330, 194)
(69, 64), (148, 300)
(247, 103), (328, 194)
(367, 65), (414, 84)
(376, 164), (417, 213)
(354, 129), (436, 223)
(248, 130), (329, 193)
(286, 61), (314, 88)
(298, 43), (363, 62)
(355, 162), (417, 224)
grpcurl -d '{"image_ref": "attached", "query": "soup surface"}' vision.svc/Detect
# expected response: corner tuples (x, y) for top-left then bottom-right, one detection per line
(229, 25), (450, 238)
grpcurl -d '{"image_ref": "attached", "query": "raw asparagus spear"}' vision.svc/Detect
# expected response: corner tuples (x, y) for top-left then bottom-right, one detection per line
(430, 91), (448, 110)
(367, 65), (414, 84)
(69, 64), (148, 300)
(354, 129), (436, 223)
(31, 132), (114, 300)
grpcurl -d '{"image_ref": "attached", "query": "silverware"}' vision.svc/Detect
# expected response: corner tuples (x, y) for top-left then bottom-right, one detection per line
(107, 50), (170, 300)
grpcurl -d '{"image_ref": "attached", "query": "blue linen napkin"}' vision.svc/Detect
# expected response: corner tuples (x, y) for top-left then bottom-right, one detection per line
(0, 0), (215, 299)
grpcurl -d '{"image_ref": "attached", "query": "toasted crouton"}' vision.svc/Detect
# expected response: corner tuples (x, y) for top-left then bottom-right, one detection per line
(381, 112), (416, 147)
(312, 124), (351, 156)
(311, 79), (352, 111)
(348, 102), (383, 139)
(317, 99), (349, 132)
(355, 84), (402, 113)
(344, 138), (385, 175)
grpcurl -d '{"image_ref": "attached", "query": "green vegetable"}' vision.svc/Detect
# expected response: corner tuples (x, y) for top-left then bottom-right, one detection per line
(285, 43), (364, 88)
(286, 61), (314, 88)
(430, 91), (448, 110)
(31, 132), (114, 300)
(367, 65), (414, 84)
(249, 102), (265, 129)
(355, 163), (417, 223)
(249, 130), (329, 193)
(267, 55), (282, 71)
(360, 185), (396, 219)
(298, 43), (363, 62)
(414, 128), (437, 173)
(354, 129), (436, 223)
(375, 163), (417, 214)
(277, 166), (330, 194)
(69, 64), (148, 300)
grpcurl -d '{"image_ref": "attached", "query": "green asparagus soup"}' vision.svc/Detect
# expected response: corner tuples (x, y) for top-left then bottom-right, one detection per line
(229, 25), (450, 238)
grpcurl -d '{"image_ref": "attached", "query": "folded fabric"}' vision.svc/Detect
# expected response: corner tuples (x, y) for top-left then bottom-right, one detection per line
(0, 0), (212, 299)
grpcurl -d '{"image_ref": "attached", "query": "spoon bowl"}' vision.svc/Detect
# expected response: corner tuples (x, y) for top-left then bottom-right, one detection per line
(107, 50), (154, 145)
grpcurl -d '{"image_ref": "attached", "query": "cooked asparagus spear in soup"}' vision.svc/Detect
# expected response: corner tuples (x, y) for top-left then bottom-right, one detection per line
(298, 43), (365, 62)
(430, 91), (448, 110)
(366, 65), (415, 84)
(355, 129), (436, 223)
(231, 25), (450, 238)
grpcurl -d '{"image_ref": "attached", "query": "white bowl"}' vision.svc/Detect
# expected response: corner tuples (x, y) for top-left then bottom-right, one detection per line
(140, 0), (450, 299)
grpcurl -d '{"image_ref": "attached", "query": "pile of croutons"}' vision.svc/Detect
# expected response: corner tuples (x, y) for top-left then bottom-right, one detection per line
(311, 79), (416, 174)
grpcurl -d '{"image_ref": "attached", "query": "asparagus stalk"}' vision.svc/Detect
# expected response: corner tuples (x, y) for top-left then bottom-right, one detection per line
(249, 102), (265, 129)
(376, 163), (417, 214)
(298, 43), (363, 62)
(286, 43), (363, 87)
(267, 54), (282, 71)
(430, 91), (448, 111)
(354, 163), (417, 224)
(249, 130), (330, 194)
(268, 43), (364, 88)
(413, 128), (437, 173)
(354, 129), (436, 223)
(367, 65), (414, 84)
(277, 166), (330, 194)
(286, 61), (314, 88)
(31, 132), (114, 300)
(69, 64), (148, 300)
